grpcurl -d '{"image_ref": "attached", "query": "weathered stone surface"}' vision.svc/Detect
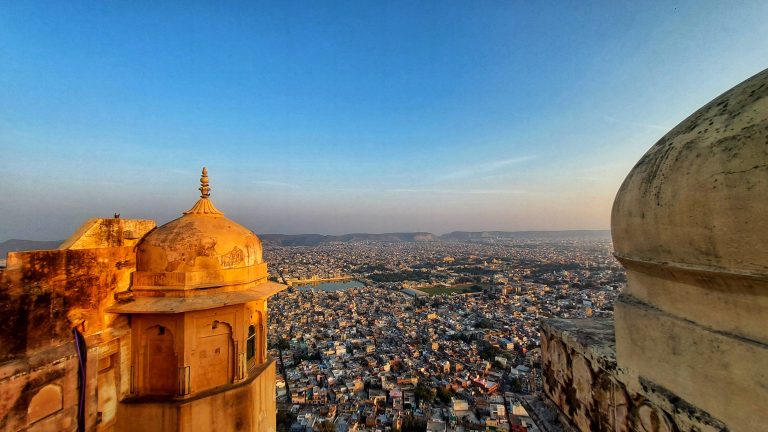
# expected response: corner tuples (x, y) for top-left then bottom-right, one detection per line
(541, 318), (728, 432)
(27, 384), (63, 424)
(60, 218), (156, 250)
(0, 353), (82, 432)
(137, 215), (263, 274)
(612, 68), (768, 275)
(635, 402), (673, 432)
(603, 68), (768, 432)
(615, 296), (766, 432)
(620, 262), (768, 345)
(541, 318), (616, 371)
(0, 246), (136, 363)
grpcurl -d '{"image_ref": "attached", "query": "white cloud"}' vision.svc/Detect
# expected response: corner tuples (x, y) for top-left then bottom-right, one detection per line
(438, 156), (536, 181)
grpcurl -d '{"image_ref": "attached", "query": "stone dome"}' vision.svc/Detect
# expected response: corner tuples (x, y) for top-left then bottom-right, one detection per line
(134, 168), (265, 291)
(612, 68), (768, 274)
(136, 214), (263, 274)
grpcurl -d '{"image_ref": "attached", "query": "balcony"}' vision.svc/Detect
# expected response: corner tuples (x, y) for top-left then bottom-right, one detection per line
(116, 359), (277, 432)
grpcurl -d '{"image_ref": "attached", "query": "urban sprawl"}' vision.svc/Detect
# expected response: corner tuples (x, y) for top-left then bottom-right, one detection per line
(266, 236), (625, 432)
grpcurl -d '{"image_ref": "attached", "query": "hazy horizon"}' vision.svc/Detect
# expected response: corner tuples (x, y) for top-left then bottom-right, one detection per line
(2, 2), (767, 240)
(0, 227), (612, 244)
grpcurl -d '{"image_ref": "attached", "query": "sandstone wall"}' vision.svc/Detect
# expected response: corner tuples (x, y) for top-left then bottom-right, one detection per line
(540, 318), (728, 432)
(60, 218), (156, 250)
(0, 246), (136, 431)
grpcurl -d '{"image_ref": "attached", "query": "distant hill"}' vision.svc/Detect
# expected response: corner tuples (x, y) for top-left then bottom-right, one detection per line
(0, 230), (611, 251)
(440, 230), (611, 240)
(261, 232), (437, 246)
(260, 230), (610, 246)
(0, 239), (62, 257)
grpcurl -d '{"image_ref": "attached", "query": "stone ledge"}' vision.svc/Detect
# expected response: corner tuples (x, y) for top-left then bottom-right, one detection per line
(541, 318), (616, 372)
(541, 317), (729, 432)
(116, 360), (276, 431)
(121, 359), (275, 405)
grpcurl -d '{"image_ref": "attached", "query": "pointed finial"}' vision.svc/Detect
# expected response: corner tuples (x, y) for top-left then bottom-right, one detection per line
(199, 167), (211, 198)
(184, 167), (224, 215)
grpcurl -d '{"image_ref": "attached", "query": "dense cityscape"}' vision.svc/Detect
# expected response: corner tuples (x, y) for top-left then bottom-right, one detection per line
(265, 234), (625, 431)
(0, 2), (764, 431)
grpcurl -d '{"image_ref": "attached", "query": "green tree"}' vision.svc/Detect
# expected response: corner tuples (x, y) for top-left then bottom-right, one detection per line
(479, 344), (501, 361)
(414, 382), (434, 404)
(436, 387), (454, 404)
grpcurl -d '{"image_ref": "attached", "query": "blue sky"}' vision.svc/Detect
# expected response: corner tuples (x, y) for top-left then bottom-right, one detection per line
(1, 1), (767, 239)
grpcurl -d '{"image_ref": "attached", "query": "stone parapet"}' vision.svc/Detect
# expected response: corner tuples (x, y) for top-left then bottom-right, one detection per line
(116, 360), (277, 432)
(615, 295), (766, 432)
(541, 318), (728, 432)
(60, 218), (156, 250)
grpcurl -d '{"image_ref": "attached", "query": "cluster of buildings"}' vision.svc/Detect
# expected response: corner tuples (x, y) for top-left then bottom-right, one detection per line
(266, 237), (625, 431)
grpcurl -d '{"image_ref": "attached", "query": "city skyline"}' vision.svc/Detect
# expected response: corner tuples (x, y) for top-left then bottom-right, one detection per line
(2, 1), (768, 240)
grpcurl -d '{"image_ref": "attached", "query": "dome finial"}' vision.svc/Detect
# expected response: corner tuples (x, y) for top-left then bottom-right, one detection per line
(199, 167), (211, 198)
(184, 167), (224, 216)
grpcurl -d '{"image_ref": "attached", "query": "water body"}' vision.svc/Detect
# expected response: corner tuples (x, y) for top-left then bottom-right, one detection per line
(294, 280), (365, 292)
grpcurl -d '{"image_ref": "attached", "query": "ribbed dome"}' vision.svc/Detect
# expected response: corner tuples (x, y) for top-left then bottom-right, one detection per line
(612, 68), (768, 274)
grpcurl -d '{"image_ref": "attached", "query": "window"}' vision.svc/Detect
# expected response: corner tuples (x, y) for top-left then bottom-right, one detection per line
(246, 325), (256, 360)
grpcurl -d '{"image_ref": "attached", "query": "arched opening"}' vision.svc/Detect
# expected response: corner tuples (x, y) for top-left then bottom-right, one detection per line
(255, 311), (266, 363)
(141, 325), (177, 396)
(192, 320), (234, 392)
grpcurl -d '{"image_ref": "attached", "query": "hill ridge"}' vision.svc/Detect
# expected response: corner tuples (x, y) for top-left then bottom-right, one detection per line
(1, 230), (611, 251)
(261, 230), (610, 246)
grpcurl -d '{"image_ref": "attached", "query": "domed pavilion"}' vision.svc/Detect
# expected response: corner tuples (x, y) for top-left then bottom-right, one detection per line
(108, 168), (286, 430)
(0, 167), (286, 432)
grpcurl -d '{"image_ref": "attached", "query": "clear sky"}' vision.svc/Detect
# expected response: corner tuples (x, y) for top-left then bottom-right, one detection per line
(1, 1), (767, 240)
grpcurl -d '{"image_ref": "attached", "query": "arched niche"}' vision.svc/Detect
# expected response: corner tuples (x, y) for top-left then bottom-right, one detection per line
(27, 383), (62, 424)
(141, 325), (178, 396)
(192, 320), (234, 392)
(254, 311), (266, 363)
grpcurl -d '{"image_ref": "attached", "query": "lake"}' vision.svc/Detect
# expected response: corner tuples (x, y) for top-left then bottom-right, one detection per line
(294, 280), (365, 292)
